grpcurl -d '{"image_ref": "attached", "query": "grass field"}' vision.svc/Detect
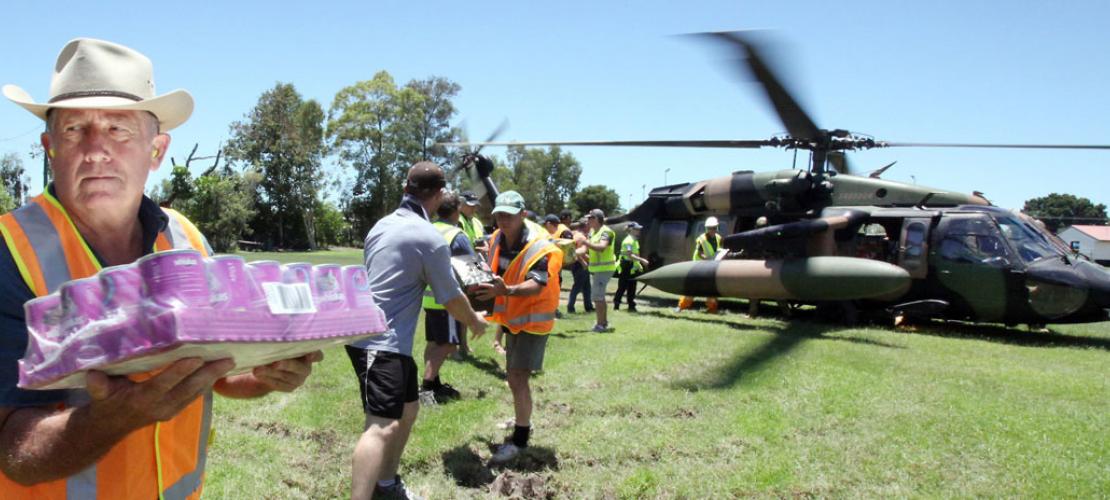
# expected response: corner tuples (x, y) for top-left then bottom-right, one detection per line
(204, 249), (1109, 498)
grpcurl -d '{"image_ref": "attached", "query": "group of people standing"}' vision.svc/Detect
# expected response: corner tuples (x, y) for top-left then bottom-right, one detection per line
(0, 36), (669, 500)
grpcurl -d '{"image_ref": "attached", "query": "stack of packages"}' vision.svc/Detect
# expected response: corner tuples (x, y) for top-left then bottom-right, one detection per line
(20, 250), (388, 390)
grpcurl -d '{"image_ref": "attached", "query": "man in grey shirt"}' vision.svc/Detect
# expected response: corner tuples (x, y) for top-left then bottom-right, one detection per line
(347, 162), (489, 500)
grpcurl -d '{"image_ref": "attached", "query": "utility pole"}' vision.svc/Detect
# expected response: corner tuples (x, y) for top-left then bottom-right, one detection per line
(664, 168), (670, 186)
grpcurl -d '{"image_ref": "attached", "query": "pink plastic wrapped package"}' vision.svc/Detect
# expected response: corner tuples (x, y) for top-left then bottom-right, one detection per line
(19, 250), (388, 390)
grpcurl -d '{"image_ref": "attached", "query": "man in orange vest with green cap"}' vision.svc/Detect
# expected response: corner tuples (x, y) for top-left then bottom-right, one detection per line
(0, 38), (322, 499)
(474, 191), (562, 465)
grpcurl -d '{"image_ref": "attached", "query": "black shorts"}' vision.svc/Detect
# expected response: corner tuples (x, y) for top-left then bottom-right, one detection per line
(344, 346), (419, 419)
(424, 309), (463, 345)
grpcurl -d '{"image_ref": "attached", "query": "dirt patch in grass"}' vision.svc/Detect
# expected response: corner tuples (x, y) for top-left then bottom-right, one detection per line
(490, 470), (554, 499)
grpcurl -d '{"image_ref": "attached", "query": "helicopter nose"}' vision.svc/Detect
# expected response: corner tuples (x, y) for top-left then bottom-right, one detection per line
(1077, 261), (1110, 312)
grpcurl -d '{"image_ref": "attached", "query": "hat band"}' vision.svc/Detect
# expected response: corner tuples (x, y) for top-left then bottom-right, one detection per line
(49, 90), (143, 104)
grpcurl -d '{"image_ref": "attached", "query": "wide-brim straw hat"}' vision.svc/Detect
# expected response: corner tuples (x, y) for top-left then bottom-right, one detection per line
(3, 38), (193, 131)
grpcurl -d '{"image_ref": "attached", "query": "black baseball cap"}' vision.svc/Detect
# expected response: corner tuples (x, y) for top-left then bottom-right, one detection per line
(406, 161), (446, 191)
(460, 191), (480, 206)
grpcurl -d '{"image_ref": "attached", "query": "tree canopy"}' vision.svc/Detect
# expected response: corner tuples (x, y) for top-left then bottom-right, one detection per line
(0, 153), (28, 210)
(1023, 193), (1108, 233)
(226, 83), (327, 249)
(570, 184), (622, 218)
(327, 72), (462, 239)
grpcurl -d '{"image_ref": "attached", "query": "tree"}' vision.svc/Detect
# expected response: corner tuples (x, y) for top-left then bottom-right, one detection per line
(226, 83), (326, 249)
(313, 200), (350, 248)
(0, 188), (15, 214)
(1023, 193), (1108, 233)
(0, 153), (29, 207)
(328, 71), (403, 238)
(494, 146), (582, 216)
(177, 169), (261, 253)
(327, 72), (463, 237)
(402, 77), (461, 166)
(570, 184), (621, 217)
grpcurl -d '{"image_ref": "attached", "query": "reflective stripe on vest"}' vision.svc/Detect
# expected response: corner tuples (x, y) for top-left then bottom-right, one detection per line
(587, 225), (617, 273)
(422, 221), (466, 311)
(693, 233), (722, 261)
(0, 193), (212, 499)
(486, 227), (562, 334)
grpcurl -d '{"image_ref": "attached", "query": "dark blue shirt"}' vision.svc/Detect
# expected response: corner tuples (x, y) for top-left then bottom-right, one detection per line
(0, 189), (170, 406)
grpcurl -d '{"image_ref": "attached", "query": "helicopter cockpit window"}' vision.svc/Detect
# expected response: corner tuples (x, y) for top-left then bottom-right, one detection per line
(994, 215), (1063, 265)
(938, 216), (1012, 267)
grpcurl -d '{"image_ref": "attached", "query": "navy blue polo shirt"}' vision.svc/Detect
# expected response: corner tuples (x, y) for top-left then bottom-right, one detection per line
(0, 189), (171, 406)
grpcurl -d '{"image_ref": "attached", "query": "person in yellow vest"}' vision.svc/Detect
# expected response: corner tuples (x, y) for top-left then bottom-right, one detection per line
(419, 192), (474, 404)
(677, 216), (724, 313)
(474, 191), (562, 464)
(458, 191), (487, 253)
(613, 222), (650, 312)
(0, 38), (321, 499)
(579, 209), (617, 332)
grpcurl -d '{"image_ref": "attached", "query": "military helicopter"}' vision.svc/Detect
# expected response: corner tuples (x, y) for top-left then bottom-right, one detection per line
(449, 31), (1110, 327)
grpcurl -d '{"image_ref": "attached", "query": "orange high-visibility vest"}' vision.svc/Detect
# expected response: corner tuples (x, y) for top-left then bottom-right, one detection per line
(0, 191), (212, 500)
(486, 226), (562, 334)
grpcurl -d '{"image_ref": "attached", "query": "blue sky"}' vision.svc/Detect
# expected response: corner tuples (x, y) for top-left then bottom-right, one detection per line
(2, 0), (1108, 212)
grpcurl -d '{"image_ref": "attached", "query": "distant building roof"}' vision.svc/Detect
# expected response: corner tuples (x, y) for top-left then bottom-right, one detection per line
(1065, 225), (1110, 241)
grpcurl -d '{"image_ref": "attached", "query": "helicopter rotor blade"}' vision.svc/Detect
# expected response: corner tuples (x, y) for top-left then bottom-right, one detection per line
(441, 139), (777, 149)
(700, 31), (821, 142)
(881, 142), (1110, 150)
(868, 161), (897, 178)
(473, 118), (510, 156)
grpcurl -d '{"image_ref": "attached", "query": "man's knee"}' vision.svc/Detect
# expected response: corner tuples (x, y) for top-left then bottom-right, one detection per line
(506, 369), (530, 388)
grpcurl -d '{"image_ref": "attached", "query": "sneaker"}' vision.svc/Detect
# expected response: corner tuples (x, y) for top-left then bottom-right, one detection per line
(672, 307), (683, 313)
(628, 307), (638, 313)
(555, 310), (563, 319)
(489, 442), (521, 464)
(591, 324), (608, 333)
(434, 383), (461, 402)
(417, 390), (437, 407)
(567, 307), (576, 314)
(374, 475), (424, 500)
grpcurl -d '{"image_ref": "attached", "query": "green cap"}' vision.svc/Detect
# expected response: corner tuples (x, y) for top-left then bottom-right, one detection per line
(492, 191), (526, 215)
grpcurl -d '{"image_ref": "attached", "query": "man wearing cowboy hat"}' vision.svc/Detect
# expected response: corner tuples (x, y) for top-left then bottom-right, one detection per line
(0, 38), (321, 498)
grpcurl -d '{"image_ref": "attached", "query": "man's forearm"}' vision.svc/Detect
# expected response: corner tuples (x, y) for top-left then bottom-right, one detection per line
(506, 279), (543, 297)
(584, 240), (609, 251)
(0, 405), (135, 485)
(444, 294), (484, 328)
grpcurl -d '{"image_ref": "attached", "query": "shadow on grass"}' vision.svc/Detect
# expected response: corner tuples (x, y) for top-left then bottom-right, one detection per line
(638, 310), (764, 332)
(670, 320), (904, 391)
(907, 321), (1110, 350)
(441, 441), (559, 489)
(459, 354), (506, 380)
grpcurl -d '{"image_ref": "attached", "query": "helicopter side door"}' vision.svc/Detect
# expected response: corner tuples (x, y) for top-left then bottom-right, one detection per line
(896, 218), (931, 279)
(931, 213), (1017, 321)
(657, 220), (690, 265)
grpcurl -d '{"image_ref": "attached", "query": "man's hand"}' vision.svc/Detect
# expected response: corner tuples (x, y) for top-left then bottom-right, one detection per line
(469, 315), (489, 341)
(86, 357), (235, 428)
(214, 351), (324, 398)
(251, 351), (324, 392)
(474, 276), (509, 301)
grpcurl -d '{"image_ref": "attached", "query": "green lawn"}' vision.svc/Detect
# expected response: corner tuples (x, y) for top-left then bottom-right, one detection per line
(204, 250), (1110, 498)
